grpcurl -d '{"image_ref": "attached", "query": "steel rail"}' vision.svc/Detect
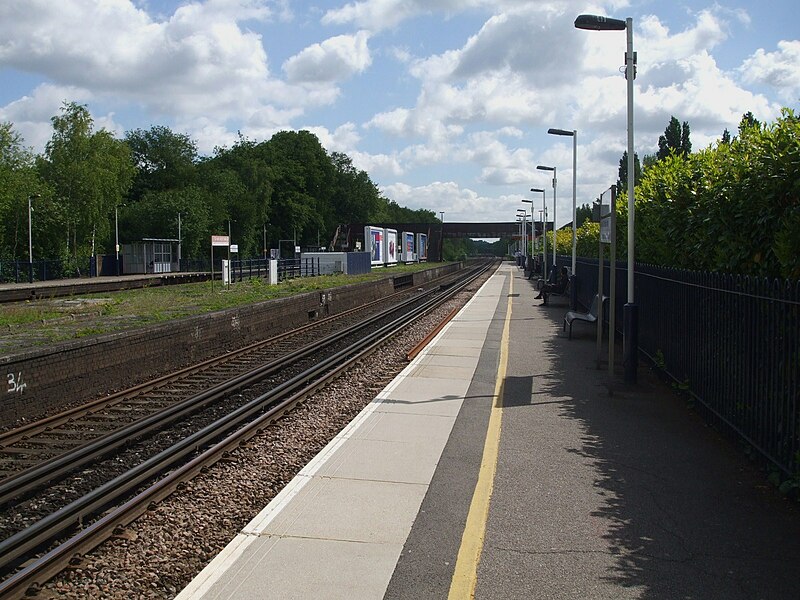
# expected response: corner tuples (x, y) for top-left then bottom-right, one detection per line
(0, 276), (454, 506)
(0, 280), (441, 447)
(0, 261), (495, 586)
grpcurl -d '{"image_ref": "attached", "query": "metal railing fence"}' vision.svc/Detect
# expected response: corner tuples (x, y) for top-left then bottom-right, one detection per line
(275, 258), (321, 281)
(566, 255), (800, 476)
(0, 259), (78, 283)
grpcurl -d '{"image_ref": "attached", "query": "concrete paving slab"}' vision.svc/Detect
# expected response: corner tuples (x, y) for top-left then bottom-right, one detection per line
(424, 344), (483, 358)
(199, 536), (402, 600)
(410, 362), (476, 380)
(379, 374), (470, 402)
(431, 334), (485, 348)
(377, 376), (468, 417)
(412, 352), (480, 369)
(314, 436), (444, 484)
(352, 410), (457, 447)
(262, 475), (427, 543)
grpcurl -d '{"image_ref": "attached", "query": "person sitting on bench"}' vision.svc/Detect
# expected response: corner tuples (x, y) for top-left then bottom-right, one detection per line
(535, 266), (568, 305)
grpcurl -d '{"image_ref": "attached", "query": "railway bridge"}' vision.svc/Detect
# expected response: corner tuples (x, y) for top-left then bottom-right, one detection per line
(334, 221), (548, 261)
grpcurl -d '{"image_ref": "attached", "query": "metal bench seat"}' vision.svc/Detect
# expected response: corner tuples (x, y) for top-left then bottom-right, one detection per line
(564, 294), (607, 339)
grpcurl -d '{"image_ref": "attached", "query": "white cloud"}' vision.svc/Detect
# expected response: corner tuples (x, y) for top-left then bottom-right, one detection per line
(0, 0), (333, 134)
(382, 180), (529, 222)
(0, 84), (95, 150)
(738, 40), (800, 101)
(322, 0), (484, 31)
(283, 31), (372, 83)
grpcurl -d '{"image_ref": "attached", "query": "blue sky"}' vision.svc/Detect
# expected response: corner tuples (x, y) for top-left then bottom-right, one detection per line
(1, 0), (798, 230)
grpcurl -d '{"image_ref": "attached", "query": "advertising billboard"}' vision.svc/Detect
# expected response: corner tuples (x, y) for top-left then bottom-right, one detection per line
(365, 226), (384, 265)
(401, 232), (416, 262)
(417, 233), (428, 261)
(386, 229), (398, 264)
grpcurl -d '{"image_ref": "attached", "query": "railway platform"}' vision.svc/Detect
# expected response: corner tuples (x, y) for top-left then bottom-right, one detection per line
(0, 272), (208, 302)
(176, 262), (800, 599)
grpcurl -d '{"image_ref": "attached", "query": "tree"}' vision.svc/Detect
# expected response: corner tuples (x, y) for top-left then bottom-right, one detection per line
(657, 116), (691, 160)
(634, 107), (800, 278)
(329, 152), (382, 224)
(617, 150), (642, 190)
(125, 126), (198, 201)
(738, 111), (761, 135)
(38, 102), (134, 262)
(575, 203), (592, 228)
(0, 122), (43, 260)
(721, 128), (731, 145)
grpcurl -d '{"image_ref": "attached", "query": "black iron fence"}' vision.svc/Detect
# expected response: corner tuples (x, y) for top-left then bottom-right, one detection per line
(567, 255), (800, 476)
(0, 259), (78, 283)
(227, 257), (322, 282)
(275, 258), (321, 281)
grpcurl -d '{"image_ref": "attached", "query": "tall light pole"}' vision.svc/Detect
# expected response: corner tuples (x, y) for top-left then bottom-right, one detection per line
(575, 13), (637, 382)
(28, 193), (40, 283)
(177, 212), (182, 270)
(115, 205), (121, 276)
(547, 128), (577, 274)
(227, 219), (233, 287)
(522, 198), (533, 263)
(439, 212), (445, 262)
(537, 209), (544, 254)
(530, 188), (546, 281)
(536, 165), (556, 270)
(516, 209), (527, 258)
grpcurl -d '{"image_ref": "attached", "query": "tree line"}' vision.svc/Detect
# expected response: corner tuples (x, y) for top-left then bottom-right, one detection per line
(0, 102), (437, 271)
(556, 109), (800, 280)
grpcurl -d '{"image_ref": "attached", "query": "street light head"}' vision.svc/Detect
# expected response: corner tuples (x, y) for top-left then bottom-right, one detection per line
(521, 199), (532, 203)
(574, 14), (626, 31)
(530, 188), (544, 193)
(536, 165), (555, 171)
(547, 128), (574, 137)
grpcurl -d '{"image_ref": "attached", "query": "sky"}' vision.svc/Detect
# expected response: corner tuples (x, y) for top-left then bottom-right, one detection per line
(1, 0), (798, 232)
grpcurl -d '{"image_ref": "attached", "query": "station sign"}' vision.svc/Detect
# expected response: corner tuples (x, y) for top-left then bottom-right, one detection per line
(211, 235), (230, 247)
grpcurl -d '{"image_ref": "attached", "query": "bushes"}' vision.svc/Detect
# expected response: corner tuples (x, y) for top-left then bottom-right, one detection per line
(583, 108), (800, 279)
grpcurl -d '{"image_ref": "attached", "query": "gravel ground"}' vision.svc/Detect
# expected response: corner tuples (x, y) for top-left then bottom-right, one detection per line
(36, 276), (487, 599)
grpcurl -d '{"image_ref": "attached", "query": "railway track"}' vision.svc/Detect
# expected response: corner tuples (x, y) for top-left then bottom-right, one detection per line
(0, 259), (497, 599)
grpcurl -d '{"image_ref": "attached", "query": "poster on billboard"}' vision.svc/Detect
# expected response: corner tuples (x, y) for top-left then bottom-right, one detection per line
(365, 226), (384, 265)
(386, 229), (398, 264)
(417, 233), (428, 261)
(402, 232), (416, 262)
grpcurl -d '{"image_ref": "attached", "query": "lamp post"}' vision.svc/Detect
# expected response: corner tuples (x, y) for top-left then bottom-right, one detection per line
(115, 205), (121, 276)
(177, 212), (182, 270)
(536, 165), (556, 271)
(530, 187), (546, 281)
(575, 12), (637, 382)
(537, 209), (544, 254)
(516, 209), (527, 259)
(548, 128), (577, 275)
(522, 198), (533, 264)
(227, 219), (233, 287)
(27, 193), (40, 283)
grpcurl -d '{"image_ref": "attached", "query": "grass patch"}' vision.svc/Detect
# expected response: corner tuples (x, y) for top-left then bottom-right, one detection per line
(2, 262), (447, 351)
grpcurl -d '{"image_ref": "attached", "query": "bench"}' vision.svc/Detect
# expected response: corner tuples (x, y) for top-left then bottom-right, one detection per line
(563, 294), (607, 339)
(542, 278), (570, 304)
(536, 268), (557, 290)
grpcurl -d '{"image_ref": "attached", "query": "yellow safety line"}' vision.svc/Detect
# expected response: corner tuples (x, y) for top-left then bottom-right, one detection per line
(447, 272), (512, 599)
